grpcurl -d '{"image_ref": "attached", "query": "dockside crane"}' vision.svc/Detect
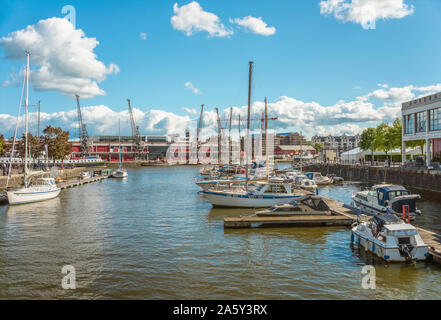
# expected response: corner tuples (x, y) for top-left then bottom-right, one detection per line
(196, 104), (204, 163)
(76, 95), (90, 158)
(127, 99), (143, 160)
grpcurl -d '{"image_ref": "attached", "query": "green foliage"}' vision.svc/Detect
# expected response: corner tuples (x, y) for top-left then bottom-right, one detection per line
(360, 118), (404, 161)
(0, 134), (4, 157)
(17, 133), (43, 159)
(313, 142), (323, 152)
(405, 139), (425, 154)
(42, 125), (72, 161)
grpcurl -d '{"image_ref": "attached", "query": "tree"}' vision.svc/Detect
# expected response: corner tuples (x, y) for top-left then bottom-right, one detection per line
(0, 134), (4, 157)
(375, 122), (391, 158)
(360, 127), (376, 164)
(313, 142), (323, 153)
(42, 126), (72, 166)
(406, 139), (426, 156)
(390, 118), (402, 154)
(17, 133), (43, 160)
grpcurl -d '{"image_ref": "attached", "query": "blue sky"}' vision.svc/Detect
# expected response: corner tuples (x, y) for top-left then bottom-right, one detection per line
(1, 0), (441, 138)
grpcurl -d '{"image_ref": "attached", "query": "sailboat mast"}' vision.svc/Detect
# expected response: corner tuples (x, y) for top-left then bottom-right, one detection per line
(238, 114), (241, 166)
(245, 61), (253, 190)
(265, 97), (269, 180)
(229, 107), (232, 165)
(24, 52), (30, 180)
(118, 118), (122, 168)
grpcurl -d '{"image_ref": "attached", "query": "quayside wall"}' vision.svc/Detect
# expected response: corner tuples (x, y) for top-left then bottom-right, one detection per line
(303, 164), (441, 192)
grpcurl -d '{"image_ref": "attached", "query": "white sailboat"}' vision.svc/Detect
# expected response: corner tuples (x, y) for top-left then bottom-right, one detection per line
(112, 119), (128, 178)
(7, 52), (60, 205)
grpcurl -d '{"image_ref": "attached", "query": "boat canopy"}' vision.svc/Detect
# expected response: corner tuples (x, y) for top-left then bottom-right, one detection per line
(375, 185), (411, 206)
(291, 195), (330, 211)
(372, 214), (402, 228)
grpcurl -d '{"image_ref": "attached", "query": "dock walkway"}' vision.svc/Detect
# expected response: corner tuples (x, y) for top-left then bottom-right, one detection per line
(223, 195), (441, 264)
(58, 175), (108, 190)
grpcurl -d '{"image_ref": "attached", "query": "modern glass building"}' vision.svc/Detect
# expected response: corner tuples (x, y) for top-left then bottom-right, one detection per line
(402, 92), (441, 165)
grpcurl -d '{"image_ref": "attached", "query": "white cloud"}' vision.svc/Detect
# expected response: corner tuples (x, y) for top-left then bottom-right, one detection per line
(140, 32), (147, 40)
(0, 17), (119, 98)
(362, 85), (414, 101)
(319, 0), (414, 29)
(230, 16), (276, 36)
(377, 83), (388, 88)
(185, 81), (201, 94)
(2, 82), (439, 139)
(183, 107), (197, 115)
(1, 80), (10, 87)
(171, 1), (233, 37)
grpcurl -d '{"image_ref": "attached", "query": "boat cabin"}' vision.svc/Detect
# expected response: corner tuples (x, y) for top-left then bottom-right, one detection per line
(254, 182), (293, 194)
(373, 185), (418, 211)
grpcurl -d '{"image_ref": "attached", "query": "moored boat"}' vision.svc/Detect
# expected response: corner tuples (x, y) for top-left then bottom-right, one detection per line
(352, 184), (421, 220)
(351, 214), (429, 262)
(254, 195), (331, 216)
(202, 181), (308, 208)
(6, 52), (61, 205)
(305, 172), (332, 185)
(7, 178), (60, 205)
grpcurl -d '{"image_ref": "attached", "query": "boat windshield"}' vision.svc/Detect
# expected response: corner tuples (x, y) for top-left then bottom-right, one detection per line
(388, 190), (410, 200)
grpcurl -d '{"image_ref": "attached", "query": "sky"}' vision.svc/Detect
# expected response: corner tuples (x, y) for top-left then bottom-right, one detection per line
(1, 0), (441, 140)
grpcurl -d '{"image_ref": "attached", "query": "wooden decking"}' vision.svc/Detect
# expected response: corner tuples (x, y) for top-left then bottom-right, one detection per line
(224, 214), (353, 228)
(58, 175), (108, 189)
(223, 195), (441, 264)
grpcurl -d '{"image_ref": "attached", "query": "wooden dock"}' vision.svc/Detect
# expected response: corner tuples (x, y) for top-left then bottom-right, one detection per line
(223, 195), (441, 264)
(58, 175), (108, 189)
(224, 215), (353, 228)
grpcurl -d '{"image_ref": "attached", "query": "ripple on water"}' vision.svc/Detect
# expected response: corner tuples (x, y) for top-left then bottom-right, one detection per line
(0, 166), (441, 299)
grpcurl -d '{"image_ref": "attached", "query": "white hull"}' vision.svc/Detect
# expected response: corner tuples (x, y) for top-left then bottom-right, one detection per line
(353, 200), (416, 220)
(351, 229), (428, 262)
(202, 191), (303, 208)
(112, 169), (128, 178)
(7, 188), (61, 205)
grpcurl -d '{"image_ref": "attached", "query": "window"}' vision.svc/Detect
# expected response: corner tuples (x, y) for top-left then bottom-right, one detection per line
(429, 108), (441, 131)
(405, 114), (414, 134)
(416, 111), (426, 133)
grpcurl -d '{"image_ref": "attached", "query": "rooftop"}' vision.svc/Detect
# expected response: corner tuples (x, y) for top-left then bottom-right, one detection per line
(402, 91), (441, 110)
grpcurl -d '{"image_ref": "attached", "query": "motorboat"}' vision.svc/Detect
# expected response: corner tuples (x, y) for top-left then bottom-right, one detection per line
(294, 174), (317, 192)
(112, 119), (128, 179)
(305, 172), (332, 185)
(327, 174), (344, 183)
(352, 184), (421, 220)
(202, 181), (308, 208)
(351, 214), (429, 262)
(254, 195), (331, 216)
(7, 177), (61, 205)
(79, 171), (91, 179)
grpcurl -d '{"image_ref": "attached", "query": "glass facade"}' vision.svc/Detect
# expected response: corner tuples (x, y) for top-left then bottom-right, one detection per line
(405, 114), (414, 134)
(429, 108), (441, 131)
(416, 111), (427, 133)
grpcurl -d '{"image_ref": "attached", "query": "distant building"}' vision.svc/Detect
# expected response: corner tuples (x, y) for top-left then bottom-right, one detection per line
(274, 132), (307, 146)
(311, 134), (360, 152)
(70, 135), (170, 161)
(274, 145), (316, 157)
(402, 92), (441, 165)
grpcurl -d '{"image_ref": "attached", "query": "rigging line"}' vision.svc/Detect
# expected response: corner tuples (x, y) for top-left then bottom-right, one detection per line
(6, 67), (27, 189)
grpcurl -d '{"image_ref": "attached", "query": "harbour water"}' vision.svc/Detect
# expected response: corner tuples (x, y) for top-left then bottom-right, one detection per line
(1, 166), (441, 299)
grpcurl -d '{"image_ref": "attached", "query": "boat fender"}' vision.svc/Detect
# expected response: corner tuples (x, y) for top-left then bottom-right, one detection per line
(372, 243), (375, 253)
(350, 233), (354, 243)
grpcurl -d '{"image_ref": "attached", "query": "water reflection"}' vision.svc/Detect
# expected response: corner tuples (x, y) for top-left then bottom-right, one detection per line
(0, 166), (440, 299)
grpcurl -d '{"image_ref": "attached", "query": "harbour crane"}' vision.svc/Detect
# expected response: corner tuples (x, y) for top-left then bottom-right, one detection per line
(76, 95), (90, 158)
(127, 99), (143, 160)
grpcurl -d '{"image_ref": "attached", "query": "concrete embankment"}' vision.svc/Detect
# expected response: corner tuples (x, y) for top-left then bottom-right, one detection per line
(0, 167), (93, 191)
(304, 163), (441, 192)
